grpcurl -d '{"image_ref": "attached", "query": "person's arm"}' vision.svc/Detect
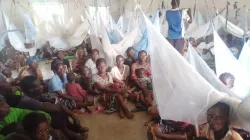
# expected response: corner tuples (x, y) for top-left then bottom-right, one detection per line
(36, 69), (43, 81)
(154, 126), (187, 139)
(94, 82), (122, 93)
(51, 60), (55, 71)
(59, 104), (79, 123)
(187, 8), (192, 23)
(65, 59), (71, 72)
(55, 90), (82, 101)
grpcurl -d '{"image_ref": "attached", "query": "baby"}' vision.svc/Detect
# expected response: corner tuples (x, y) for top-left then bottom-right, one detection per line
(66, 72), (92, 113)
(129, 68), (153, 110)
(79, 66), (96, 95)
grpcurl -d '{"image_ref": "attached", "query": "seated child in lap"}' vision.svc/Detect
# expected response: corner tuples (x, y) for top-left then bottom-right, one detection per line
(66, 72), (92, 113)
(129, 68), (153, 109)
(79, 66), (97, 95)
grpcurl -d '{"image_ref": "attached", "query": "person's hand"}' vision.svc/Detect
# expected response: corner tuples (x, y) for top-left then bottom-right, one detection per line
(64, 65), (69, 73)
(153, 126), (163, 139)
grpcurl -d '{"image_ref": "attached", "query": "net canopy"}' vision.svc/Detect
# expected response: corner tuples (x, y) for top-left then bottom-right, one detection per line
(99, 17), (141, 66)
(185, 15), (249, 40)
(239, 41), (250, 79)
(144, 10), (250, 131)
(214, 31), (250, 99)
(184, 45), (234, 97)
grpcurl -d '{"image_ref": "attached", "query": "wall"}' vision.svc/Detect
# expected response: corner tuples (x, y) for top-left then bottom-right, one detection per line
(1, 0), (120, 30)
(119, 0), (250, 20)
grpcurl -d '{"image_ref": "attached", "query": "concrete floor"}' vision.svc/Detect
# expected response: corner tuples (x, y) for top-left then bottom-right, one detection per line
(77, 103), (151, 140)
(12, 60), (151, 140)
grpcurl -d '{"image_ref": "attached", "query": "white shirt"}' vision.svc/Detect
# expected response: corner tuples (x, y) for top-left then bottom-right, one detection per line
(85, 58), (98, 74)
(110, 65), (130, 81)
(196, 42), (214, 60)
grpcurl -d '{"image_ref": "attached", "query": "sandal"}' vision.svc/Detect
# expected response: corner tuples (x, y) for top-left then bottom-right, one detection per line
(105, 108), (116, 114)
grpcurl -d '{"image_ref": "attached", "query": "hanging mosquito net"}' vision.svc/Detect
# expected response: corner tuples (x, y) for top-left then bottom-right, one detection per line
(143, 10), (250, 131)
(184, 45), (235, 97)
(239, 41), (250, 78)
(100, 17), (141, 66)
(214, 31), (250, 99)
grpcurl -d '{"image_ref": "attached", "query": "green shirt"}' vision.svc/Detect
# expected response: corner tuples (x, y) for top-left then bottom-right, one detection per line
(0, 108), (51, 130)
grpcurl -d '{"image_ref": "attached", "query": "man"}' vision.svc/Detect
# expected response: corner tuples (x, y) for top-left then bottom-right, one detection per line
(85, 49), (99, 74)
(166, 0), (192, 55)
(18, 59), (43, 81)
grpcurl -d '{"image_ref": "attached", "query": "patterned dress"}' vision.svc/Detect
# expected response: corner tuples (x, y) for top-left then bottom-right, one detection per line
(92, 73), (116, 111)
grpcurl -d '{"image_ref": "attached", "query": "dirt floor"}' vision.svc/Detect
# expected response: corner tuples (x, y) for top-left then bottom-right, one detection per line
(77, 103), (151, 140)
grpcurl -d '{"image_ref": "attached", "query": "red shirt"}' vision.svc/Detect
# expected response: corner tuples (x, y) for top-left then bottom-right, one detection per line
(65, 83), (87, 98)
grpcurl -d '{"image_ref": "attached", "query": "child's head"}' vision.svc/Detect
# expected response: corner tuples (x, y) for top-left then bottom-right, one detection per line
(81, 66), (90, 77)
(219, 72), (235, 89)
(23, 112), (49, 140)
(135, 68), (145, 78)
(2, 68), (12, 78)
(67, 72), (76, 83)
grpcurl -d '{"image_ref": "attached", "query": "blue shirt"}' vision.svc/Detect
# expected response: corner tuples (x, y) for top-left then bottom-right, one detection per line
(166, 9), (183, 39)
(48, 73), (68, 93)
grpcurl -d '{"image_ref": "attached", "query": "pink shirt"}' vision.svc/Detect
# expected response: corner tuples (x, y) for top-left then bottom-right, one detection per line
(65, 83), (87, 98)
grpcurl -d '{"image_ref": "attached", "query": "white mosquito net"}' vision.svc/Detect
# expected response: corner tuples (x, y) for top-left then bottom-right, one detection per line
(186, 15), (246, 40)
(143, 10), (250, 131)
(214, 31), (250, 99)
(100, 18), (141, 66)
(18, 6), (36, 43)
(239, 41), (250, 79)
(117, 15), (130, 34)
(184, 45), (234, 97)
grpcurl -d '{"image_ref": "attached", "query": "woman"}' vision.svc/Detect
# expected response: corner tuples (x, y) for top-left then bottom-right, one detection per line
(71, 48), (88, 74)
(111, 55), (130, 83)
(199, 102), (243, 140)
(18, 60), (43, 81)
(51, 51), (71, 72)
(85, 49), (99, 74)
(131, 50), (151, 79)
(124, 47), (136, 68)
(49, 63), (86, 109)
(93, 58), (133, 119)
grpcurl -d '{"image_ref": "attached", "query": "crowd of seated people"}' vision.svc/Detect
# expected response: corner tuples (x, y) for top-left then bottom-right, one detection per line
(0, 34), (249, 140)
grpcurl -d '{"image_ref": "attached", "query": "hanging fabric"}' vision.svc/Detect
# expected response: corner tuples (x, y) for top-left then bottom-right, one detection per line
(100, 17), (141, 66)
(18, 6), (36, 43)
(134, 11), (160, 58)
(186, 15), (246, 39)
(238, 41), (250, 79)
(3, 13), (37, 54)
(184, 45), (235, 96)
(214, 31), (250, 99)
(144, 10), (250, 131)
(106, 15), (124, 44)
(117, 14), (130, 34)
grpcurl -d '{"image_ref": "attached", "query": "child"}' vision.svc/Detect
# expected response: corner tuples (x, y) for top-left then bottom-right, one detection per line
(79, 66), (96, 95)
(22, 112), (66, 140)
(66, 72), (92, 113)
(129, 68), (153, 112)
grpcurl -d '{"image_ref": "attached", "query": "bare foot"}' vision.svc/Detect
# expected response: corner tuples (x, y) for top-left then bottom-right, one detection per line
(126, 112), (134, 119)
(119, 110), (125, 119)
